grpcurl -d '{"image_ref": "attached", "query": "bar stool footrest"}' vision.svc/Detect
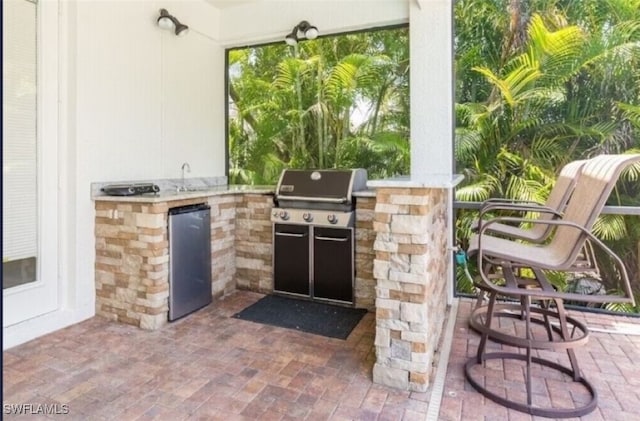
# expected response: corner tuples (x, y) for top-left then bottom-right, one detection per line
(464, 352), (597, 418)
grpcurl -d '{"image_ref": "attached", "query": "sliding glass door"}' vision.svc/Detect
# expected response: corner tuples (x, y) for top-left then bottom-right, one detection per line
(3, 0), (59, 327)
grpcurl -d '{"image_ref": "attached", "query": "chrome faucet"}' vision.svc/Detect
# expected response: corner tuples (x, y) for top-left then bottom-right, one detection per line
(178, 162), (191, 192)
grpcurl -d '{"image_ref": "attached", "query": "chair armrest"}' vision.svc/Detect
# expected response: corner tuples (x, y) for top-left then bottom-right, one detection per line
(475, 203), (563, 233)
(479, 198), (544, 212)
(476, 218), (635, 306)
(481, 198), (544, 205)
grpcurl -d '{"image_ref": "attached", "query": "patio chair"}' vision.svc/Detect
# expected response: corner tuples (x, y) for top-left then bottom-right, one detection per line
(468, 159), (593, 309)
(472, 159), (587, 243)
(464, 153), (640, 418)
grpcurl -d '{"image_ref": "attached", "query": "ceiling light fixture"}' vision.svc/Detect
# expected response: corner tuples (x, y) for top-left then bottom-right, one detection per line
(157, 9), (189, 37)
(285, 20), (319, 46)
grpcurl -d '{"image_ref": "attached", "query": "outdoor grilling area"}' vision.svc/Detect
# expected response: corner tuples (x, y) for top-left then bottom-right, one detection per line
(91, 167), (460, 393)
(3, 0), (470, 411)
(9, 1), (640, 420)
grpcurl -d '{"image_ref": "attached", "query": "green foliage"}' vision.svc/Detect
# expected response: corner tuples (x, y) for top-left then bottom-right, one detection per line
(228, 27), (409, 184)
(454, 0), (640, 312)
(604, 300), (640, 313)
(227, 3), (640, 313)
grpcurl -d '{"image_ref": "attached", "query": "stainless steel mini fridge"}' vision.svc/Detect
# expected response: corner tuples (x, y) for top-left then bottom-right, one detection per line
(168, 203), (212, 321)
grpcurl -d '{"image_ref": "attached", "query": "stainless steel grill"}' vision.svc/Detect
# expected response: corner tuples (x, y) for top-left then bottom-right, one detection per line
(271, 168), (368, 304)
(271, 168), (367, 227)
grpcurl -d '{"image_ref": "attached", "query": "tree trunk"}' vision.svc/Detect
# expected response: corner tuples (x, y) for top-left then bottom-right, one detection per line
(228, 83), (259, 132)
(317, 59), (324, 168)
(294, 44), (306, 162)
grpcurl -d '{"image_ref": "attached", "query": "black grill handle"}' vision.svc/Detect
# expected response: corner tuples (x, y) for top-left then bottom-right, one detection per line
(275, 232), (308, 238)
(314, 235), (349, 242)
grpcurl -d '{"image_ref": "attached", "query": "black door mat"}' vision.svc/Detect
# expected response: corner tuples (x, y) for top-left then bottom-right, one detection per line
(232, 294), (367, 340)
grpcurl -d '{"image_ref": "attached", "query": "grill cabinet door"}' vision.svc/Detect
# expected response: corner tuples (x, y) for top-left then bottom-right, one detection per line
(313, 227), (353, 303)
(273, 224), (310, 296)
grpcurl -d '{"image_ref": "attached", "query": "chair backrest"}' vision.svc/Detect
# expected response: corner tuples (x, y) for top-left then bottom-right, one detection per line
(529, 159), (587, 238)
(548, 154), (640, 267)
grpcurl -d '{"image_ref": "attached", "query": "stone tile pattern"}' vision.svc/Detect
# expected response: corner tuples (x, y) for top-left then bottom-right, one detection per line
(439, 299), (640, 421)
(235, 194), (273, 293)
(235, 194), (376, 308)
(95, 195), (237, 330)
(355, 196), (376, 310)
(4, 293), (639, 420)
(95, 192), (377, 331)
(2, 291), (433, 420)
(371, 187), (449, 392)
(209, 195), (238, 297)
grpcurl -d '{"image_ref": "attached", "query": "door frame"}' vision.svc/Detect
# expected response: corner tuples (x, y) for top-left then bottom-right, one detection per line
(3, 0), (60, 327)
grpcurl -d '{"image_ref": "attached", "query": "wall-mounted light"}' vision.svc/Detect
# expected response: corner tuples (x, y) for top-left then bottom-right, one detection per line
(285, 21), (319, 46)
(157, 9), (189, 37)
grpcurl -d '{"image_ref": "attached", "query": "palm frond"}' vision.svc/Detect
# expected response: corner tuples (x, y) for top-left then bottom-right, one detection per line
(604, 301), (638, 313)
(592, 214), (627, 241)
(496, 148), (524, 170)
(369, 132), (409, 154)
(620, 160), (640, 182)
(505, 175), (546, 203)
(455, 175), (500, 202)
(473, 64), (542, 107)
(618, 103), (640, 129)
(455, 128), (483, 162)
(325, 54), (376, 101)
(273, 58), (303, 88)
(524, 14), (585, 83)
(528, 138), (566, 163)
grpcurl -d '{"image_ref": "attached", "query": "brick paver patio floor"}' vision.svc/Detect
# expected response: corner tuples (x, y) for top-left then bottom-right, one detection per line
(3, 292), (640, 420)
(439, 299), (640, 421)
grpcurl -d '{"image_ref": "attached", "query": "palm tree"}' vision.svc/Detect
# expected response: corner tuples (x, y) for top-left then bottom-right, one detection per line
(454, 3), (640, 304)
(228, 27), (410, 185)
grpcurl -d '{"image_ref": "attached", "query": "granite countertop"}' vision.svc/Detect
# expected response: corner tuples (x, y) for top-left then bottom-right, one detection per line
(93, 185), (275, 203)
(367, 174), (464, 189)
(353, 189), (376, 198)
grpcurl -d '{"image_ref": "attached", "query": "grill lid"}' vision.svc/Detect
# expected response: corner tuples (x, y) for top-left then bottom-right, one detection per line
(275, 169), (367, 206)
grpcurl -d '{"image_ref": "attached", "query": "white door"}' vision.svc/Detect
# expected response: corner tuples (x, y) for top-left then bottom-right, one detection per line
(2, 0), (59, 327)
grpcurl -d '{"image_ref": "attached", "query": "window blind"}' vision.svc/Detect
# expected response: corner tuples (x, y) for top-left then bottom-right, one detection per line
(2, 0), (38, 262)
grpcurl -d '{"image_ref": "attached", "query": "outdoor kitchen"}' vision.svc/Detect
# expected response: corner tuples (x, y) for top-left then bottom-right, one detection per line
(6, 1), (640, 419)
(4, 0), (460, 402)
(92, 171), (377, 330)
(92, 168), (459, 392)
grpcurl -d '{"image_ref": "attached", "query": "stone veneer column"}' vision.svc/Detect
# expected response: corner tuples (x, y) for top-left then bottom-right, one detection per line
(209, 195), (238, 297)
(95, 201), (170, 330)
(235, 194), (274, 292)
(371, 187), (449, 392)
(354, 196), (376, 310)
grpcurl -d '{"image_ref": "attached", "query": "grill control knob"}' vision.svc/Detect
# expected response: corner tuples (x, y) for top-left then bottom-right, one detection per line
(327, 214), (338, 224)
(279, 210), (289, 221)
(303, 212), (313, 222)
(272, 210), (279, 217)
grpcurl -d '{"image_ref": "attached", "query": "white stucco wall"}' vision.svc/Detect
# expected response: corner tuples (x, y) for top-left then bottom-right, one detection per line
(75, 1), (225, 181)
(410, 0), (453, 179)
(217, 0), (409, 46)
(4, 0), (225, 348)
(4, 0), (455, 348)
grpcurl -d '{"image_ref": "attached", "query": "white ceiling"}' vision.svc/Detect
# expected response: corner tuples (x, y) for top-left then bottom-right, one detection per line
(204, 0), (257, 9)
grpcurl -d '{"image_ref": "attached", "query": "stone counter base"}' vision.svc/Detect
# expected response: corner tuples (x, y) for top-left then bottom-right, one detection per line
(94, 193), (377, 330)
(94, 187), (449, 393)
(95, 195), (236, 330)
(371, 187), (450, 392)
